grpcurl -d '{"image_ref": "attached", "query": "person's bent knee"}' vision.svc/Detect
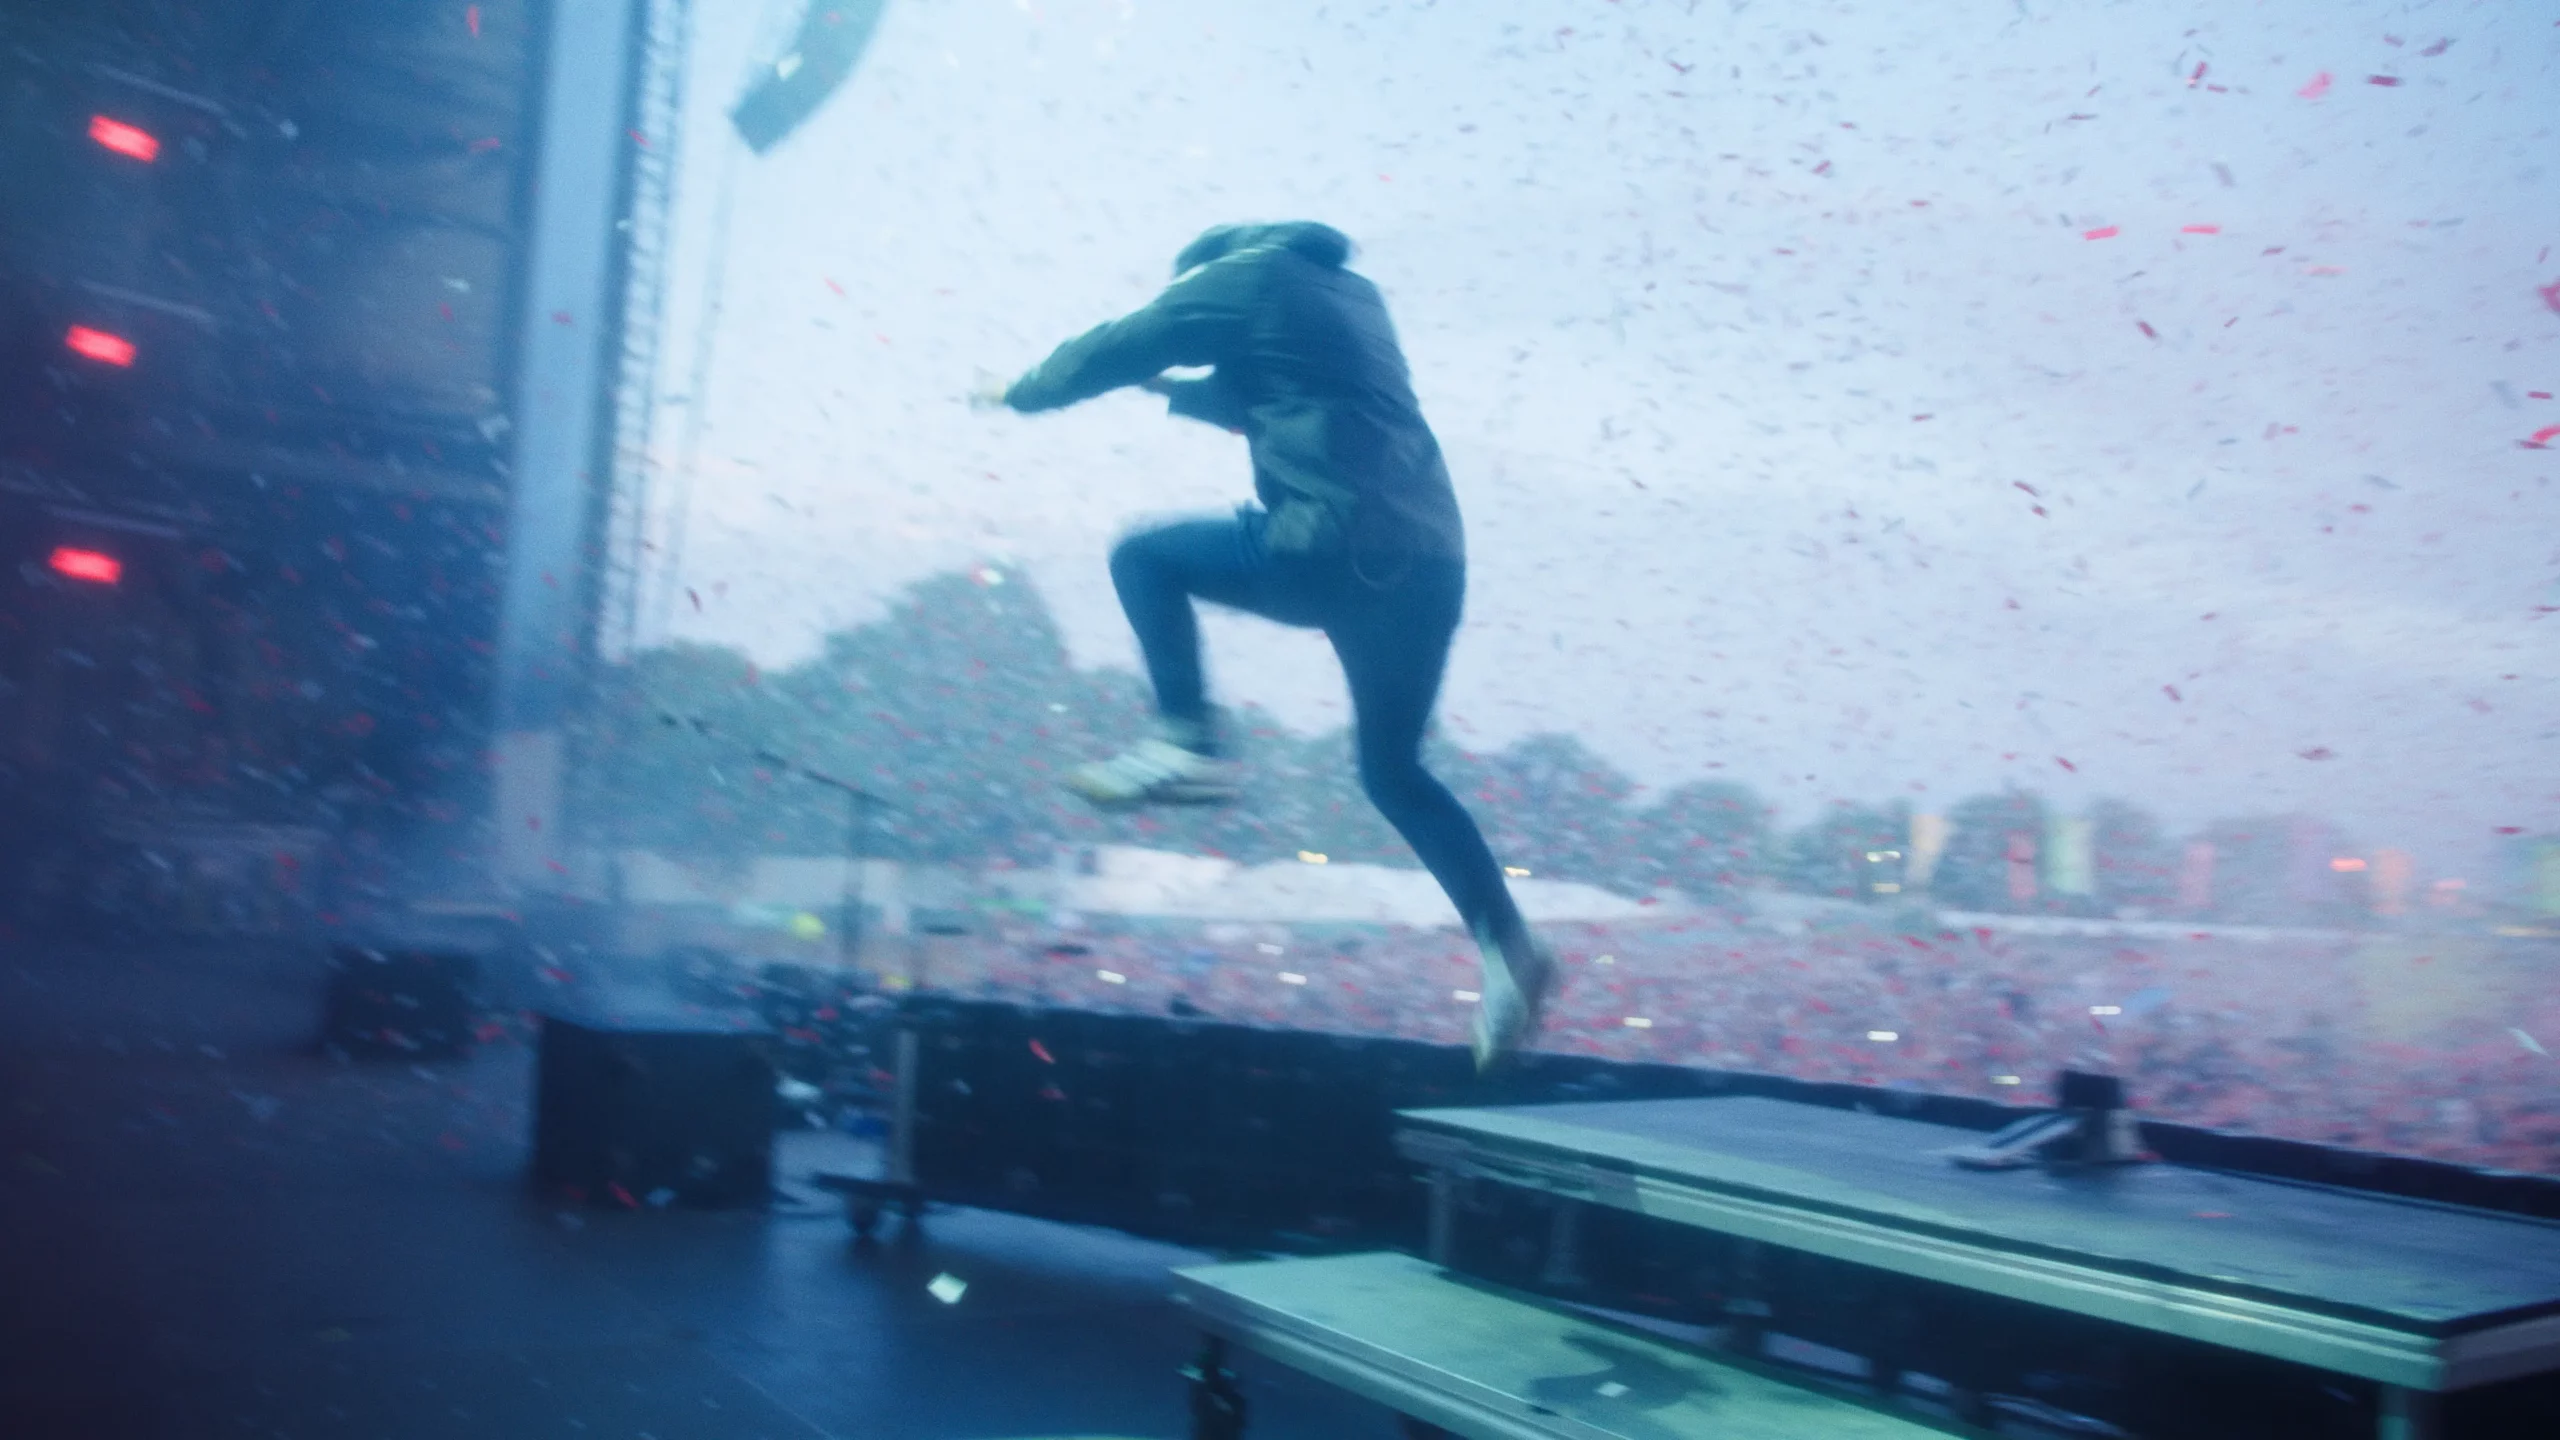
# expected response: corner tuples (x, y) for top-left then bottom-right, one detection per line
(1108, 530), (1163, 588)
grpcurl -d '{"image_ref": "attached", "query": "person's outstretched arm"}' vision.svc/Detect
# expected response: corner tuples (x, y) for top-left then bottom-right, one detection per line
(995, 256), (1260, 414)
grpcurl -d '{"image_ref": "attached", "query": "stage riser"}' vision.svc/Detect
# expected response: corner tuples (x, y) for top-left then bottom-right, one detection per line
(898, 999), (2560, 1437)
(1435, 1179), (2507, 1440)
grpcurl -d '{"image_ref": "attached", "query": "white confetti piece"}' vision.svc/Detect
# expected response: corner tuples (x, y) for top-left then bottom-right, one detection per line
(927, 1273), (968, 1304)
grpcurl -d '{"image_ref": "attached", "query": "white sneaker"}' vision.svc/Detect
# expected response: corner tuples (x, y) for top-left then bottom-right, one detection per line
(1063, 737), (1241, 807)
(1471, 929), (1557, 1071)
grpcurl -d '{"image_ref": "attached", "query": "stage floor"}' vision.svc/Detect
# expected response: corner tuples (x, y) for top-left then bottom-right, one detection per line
(0, 940), (1397, 1439)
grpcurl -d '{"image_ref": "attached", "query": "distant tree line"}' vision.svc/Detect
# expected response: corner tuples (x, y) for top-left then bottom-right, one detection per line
(572, 566), (2433, 927)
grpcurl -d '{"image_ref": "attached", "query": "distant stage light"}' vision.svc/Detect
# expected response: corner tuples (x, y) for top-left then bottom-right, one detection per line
(1095, 970), (1126, 985)
(88, 115), (159, 162)
(1623, 1016), (1654, 1029)
(1867, 1029), (1899, 1042)
(65, 325), (137, 366)
(49, 547), (123, 584)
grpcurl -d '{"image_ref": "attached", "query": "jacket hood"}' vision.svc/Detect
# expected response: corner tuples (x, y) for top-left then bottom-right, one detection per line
(1173, 221), (1354, 276)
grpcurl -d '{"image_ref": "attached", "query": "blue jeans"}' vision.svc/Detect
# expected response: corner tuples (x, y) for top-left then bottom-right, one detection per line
(1107, 508), (1527, 949)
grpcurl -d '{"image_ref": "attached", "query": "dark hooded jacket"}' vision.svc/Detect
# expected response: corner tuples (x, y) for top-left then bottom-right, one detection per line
(1001, 222), (1464, 561)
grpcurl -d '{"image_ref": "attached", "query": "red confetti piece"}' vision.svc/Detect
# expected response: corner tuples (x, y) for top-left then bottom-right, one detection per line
(2162, 684), (2182, 702)
(2529, 424), (2560, 447)
(2366, 75), (2402, 87)
(2186, 62), (2207, 87)
(2193, 1210), (2234, 1220)
(2180, 224), (2220, 234)
(2419, 39), (2451, 58)
(467, 136), (502, 153)
(2531, 392), (2554, 400)
(627, 129), (649, 148)
(2496, 826), (2525, 835)
(2081, 225), (2119, 240)
(2013, 481), (2040, 496)
(2298, 72), (2332, 99)
(609, 1181), (640, 1209)
(2536, 280), (2560, 316)
(466, 5), (480, 38)
(2137, 320), (2158, 339)
(1029, 1038), (1055, 1064)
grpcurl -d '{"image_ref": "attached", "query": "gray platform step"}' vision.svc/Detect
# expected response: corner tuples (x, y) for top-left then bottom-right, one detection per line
(1173, 1251), (1965, 1440)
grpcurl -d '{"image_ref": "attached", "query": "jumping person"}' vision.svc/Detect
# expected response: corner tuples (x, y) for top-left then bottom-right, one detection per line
(967, 221), (1555, 1068)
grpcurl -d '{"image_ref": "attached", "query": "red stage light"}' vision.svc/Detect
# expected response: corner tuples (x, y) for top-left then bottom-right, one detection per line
(48, 547), (123, 585)
(65, 325), (136, 366)
(88, 114), (160, 162)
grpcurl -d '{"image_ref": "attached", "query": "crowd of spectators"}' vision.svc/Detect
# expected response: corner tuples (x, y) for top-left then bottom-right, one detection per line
(928, 910), (2560, 1175)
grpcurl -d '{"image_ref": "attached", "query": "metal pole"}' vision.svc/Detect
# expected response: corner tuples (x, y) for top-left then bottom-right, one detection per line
(839, 788), (858, 971)
(2378, 1387), (2440, 1440)
(1425, 1167), (1456, 1265)
(888, 1027), (919, 1188)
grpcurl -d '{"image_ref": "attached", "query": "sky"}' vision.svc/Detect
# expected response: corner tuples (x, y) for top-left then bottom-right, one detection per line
(631, 0), (2560, 877)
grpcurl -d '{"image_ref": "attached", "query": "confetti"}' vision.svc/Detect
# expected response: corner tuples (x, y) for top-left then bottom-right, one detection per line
(2081, 225), (2119, 241)
(2297, 71), (2332, 99)
(928, 1273), (969, 1304)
